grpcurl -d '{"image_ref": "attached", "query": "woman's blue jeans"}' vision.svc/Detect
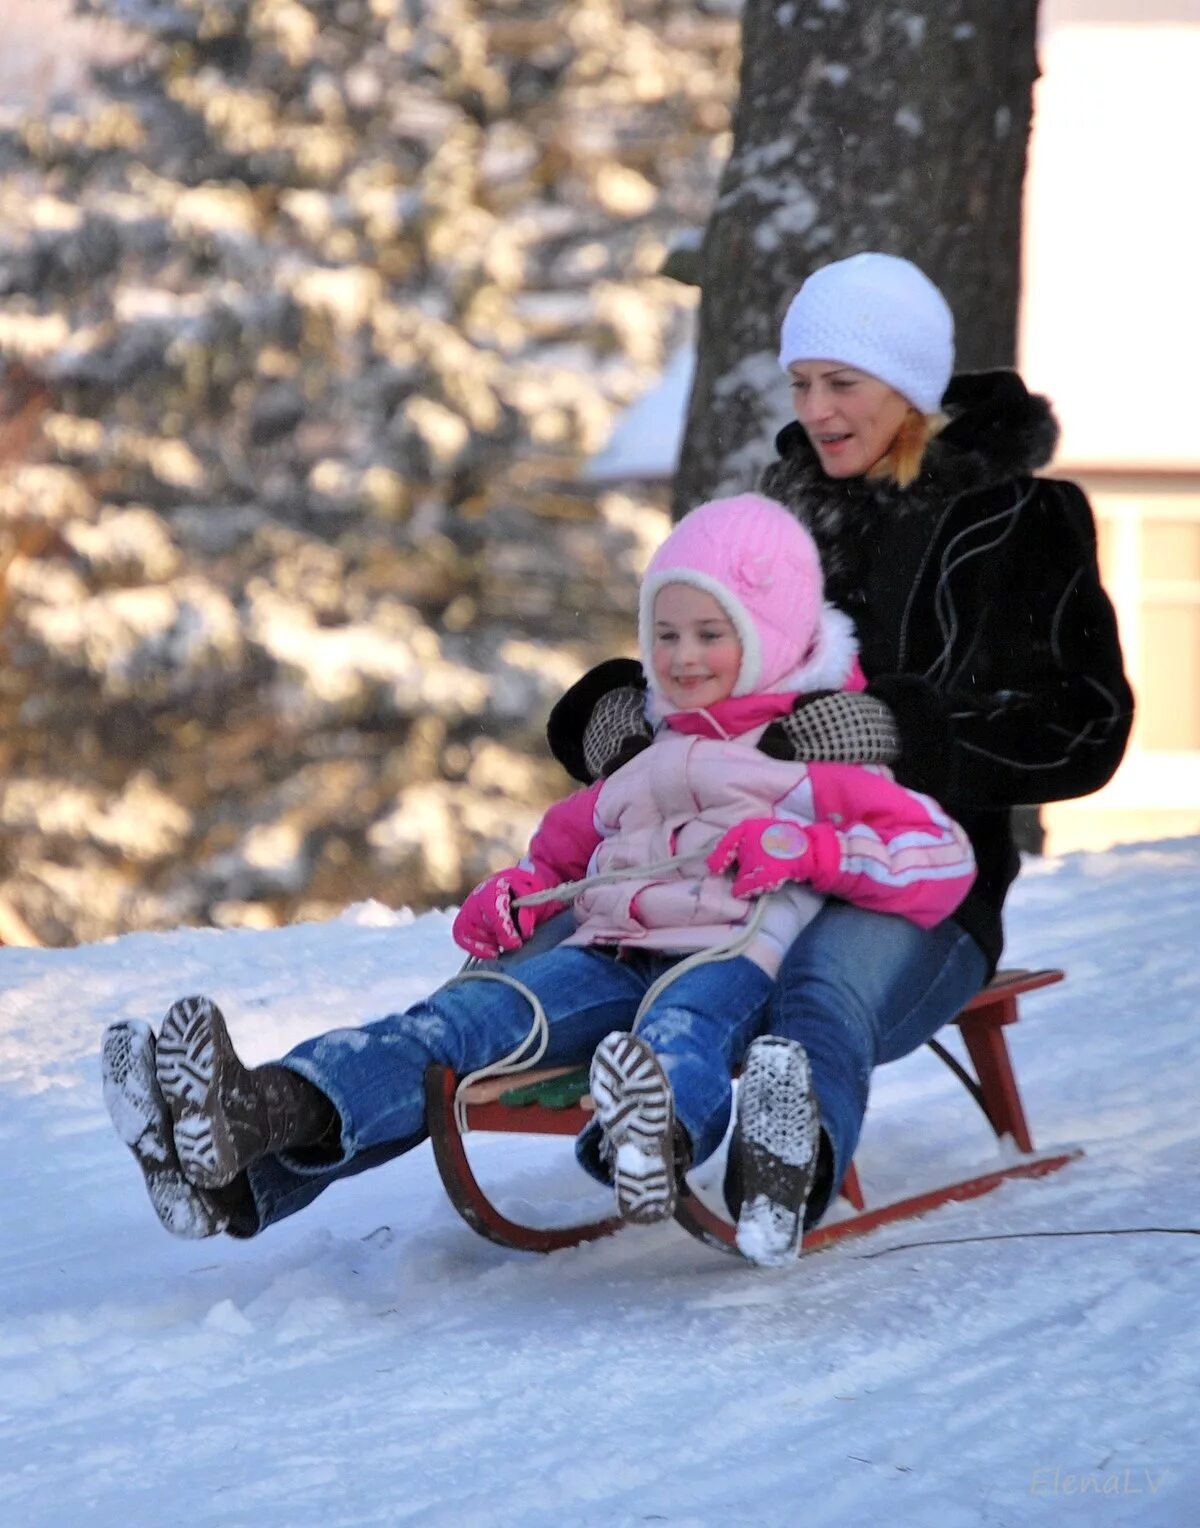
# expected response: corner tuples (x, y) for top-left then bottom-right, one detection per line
(238, 941), (771, 1237)
(766, 901), (988, 1225)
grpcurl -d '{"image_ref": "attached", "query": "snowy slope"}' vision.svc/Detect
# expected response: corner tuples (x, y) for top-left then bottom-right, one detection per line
(2, 843), (1198, 1527)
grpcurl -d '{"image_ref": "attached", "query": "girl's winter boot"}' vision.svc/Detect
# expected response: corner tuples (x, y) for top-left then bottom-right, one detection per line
(155, 995), (340, 1188)
(101, 1019), (230, 1239)
(589, 1031), (681, 1224)
(733, 1035), (819, 1266)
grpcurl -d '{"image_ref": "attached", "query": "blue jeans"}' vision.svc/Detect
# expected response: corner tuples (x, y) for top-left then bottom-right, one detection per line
(239, 943), (771, 1236)
(766, 902), (988, 1225)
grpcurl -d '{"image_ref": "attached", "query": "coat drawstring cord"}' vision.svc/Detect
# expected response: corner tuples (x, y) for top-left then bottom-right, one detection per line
(449, 842), (768, 1131)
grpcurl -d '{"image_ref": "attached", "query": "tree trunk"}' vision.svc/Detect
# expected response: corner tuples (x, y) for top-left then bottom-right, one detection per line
(674, 0), (1040, 517)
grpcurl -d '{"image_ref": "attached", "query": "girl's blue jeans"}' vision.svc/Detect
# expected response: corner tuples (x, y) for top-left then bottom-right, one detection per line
(239, 941), (771, 1236)
(235, 905), (987, 1238)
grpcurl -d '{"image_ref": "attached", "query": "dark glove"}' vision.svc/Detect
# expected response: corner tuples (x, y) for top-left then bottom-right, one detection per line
(582, 684), (653, 780)
(758, 690), (900, 765)
(547, 657), (646, 783)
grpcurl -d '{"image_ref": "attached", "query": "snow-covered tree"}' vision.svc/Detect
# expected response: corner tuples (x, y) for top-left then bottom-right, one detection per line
(674, 0), (1040, 514)
(0, 0), (737, 943)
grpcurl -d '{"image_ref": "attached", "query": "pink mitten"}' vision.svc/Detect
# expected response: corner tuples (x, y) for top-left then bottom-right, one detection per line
(452, 866), (565, 959)
(706, 818), (817, 901)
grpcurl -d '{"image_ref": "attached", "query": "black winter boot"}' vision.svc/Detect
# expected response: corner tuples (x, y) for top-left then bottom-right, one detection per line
(155, 996), (340, 1189)
(731, 1035), (819, 1267)
(101, 1019), (230, 1238)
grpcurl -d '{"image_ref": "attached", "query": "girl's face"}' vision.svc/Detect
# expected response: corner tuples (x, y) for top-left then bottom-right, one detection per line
(651, 583), (742, 710)
(788, 362), (911, 478)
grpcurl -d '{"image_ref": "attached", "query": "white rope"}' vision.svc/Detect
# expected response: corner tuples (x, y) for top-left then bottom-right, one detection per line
(508, 836), (723, 910)
(448, 844), (771, 1132)
(449, 969), (552, 1133)
(629, 897), (769, 1030)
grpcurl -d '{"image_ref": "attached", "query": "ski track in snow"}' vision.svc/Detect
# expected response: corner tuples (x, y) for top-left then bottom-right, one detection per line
(1, 849), (1198, 1526)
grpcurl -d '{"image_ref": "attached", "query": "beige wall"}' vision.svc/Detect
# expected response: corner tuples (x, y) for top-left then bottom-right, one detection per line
(1042, 475), (1200, 854)
(1024, 4), (1200, 853)
(1020, 8), (1200, 471)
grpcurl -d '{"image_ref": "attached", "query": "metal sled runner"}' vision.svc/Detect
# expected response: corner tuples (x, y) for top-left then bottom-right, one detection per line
(425, 967), (1080, 1257)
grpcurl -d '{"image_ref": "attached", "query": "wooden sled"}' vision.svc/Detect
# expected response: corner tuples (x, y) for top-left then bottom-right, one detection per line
(425, 967), (1081, 1258)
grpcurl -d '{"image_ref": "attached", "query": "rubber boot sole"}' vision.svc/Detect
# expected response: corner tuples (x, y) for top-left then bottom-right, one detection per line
(155, 995), (252, 1190)
(589, 1032), (678, 1225)
(734, 1036), (818, 1267)
(101, 1019), (228, 1239)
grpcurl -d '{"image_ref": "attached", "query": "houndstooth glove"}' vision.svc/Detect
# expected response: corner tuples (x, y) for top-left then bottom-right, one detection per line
(758, 690), (900, 766)
(582, 684), (653, 779)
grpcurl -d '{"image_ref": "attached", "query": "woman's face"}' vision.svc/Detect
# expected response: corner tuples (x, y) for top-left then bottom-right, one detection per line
(788, 362), (911, 478)
(651, 583), (742, 710)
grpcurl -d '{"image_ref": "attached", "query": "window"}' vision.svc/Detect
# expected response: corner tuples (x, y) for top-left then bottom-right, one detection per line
(1089, 481), (1200, 806)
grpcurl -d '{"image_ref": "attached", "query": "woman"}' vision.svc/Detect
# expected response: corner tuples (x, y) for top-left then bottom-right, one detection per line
(546, 251), (1134, 1244)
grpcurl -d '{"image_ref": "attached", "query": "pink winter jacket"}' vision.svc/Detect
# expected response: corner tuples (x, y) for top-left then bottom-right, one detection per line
(518, 701), (977, 977)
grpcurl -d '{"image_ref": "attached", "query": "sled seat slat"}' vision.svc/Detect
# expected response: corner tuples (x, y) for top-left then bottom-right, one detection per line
(456, 967), (1065, 1122)
(427, 966), (1070, 1256)
(957, 965), (1064, 1017)
(460, 1065), (591, 1109)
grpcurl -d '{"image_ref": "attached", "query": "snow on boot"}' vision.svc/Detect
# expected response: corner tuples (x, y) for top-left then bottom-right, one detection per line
(155, 995), (339, 1190)
(100, 1020), (229, 1239)
(589, 1031), (678, 1225)
(734, 1035), (819, 1267)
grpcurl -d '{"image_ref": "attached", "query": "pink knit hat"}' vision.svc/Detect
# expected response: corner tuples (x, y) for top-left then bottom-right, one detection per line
(639, 493), (850, 701)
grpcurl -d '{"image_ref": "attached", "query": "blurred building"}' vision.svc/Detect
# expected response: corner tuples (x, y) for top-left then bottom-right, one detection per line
(1023, 0), (1200, 852)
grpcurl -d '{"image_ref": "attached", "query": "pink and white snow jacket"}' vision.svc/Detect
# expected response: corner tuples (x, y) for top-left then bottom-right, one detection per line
(517, 696), (977, 977)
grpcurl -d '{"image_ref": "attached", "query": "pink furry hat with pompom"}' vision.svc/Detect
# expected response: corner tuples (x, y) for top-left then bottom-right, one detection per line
(638, 492), (858, 706)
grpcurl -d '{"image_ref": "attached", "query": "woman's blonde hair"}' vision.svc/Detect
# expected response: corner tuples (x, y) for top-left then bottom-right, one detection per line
(868, 408), (947, 489)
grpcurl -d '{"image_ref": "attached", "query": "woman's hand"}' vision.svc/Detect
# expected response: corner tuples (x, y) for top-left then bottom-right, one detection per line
(452, 867), (565, 959)
(758, 690), (900, 765)
(706, 818), (821, 900)
(582, 685), (653, 779)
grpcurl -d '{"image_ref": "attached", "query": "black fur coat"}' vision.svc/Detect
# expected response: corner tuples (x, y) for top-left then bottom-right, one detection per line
(549, 370), (1134, 971)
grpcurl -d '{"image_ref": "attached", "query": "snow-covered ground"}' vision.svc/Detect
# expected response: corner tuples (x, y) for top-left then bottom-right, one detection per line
(2, 840), (1198, 1526)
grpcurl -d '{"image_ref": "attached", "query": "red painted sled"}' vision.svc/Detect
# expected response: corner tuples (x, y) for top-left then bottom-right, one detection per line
(425, 967), (1081, 1258)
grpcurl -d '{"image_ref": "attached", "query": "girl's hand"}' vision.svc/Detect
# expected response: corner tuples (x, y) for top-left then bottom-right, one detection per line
(452, 867), (564, 959)
(706, 818), (816, 900)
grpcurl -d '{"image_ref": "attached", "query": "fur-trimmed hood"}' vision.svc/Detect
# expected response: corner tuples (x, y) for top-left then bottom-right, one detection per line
(758, 369), (1059, 599)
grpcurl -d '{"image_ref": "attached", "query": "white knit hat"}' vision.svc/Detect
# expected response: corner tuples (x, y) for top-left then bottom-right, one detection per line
(777, 252), (955, 414)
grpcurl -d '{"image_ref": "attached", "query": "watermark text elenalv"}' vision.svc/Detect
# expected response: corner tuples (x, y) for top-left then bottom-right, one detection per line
(1030, 1466), (1165, 1498)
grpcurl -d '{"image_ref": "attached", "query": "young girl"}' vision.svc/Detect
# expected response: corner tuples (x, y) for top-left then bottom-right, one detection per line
(102, 494), (975, 1265)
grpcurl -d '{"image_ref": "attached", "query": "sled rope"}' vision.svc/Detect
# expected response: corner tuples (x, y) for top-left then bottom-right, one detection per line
(507, 835), (724, 909)
(449, 845), (769, 1131)
(858, 1227), (1200, 1260)
(624, 896), (769, 1030)
(448, 969), (554, 1132)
